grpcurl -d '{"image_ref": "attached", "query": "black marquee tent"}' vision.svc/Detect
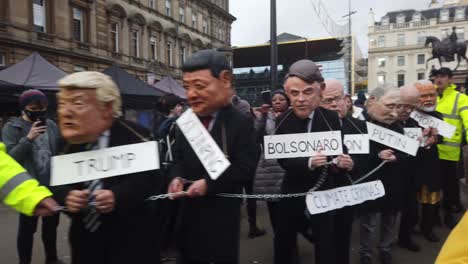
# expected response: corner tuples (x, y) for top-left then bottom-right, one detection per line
(153, 76), (187, 99)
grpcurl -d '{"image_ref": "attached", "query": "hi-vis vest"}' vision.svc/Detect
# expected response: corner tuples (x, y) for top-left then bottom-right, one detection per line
(0, 143), (52, 216)
(436, 84), (468, 161)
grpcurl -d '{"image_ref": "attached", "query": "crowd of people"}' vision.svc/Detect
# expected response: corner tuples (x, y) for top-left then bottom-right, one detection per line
(0, 49), (467, 264)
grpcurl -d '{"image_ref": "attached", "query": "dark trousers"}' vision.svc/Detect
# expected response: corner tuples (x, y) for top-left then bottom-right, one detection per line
(274, 197), (334, 264)
(176, 252), (235, 264)
(17, 213), (60, 264)
(244, 181), (257, 227)
(267, 201), (279, 233)
(440, 160), (461, 211)
(398, 188), (419, 242)
(333, 206), (354, 264)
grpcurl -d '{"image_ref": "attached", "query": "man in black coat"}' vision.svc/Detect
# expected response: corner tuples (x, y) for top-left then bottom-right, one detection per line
(321, 79), (368, 264)
(358, 84), (406, 264)
(274, 60), (354, 264)
(52, 71), (159, 264)
(167, 50), (258, 264)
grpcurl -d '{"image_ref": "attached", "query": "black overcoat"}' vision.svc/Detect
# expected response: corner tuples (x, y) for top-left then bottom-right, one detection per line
(169, 105), (258, 263)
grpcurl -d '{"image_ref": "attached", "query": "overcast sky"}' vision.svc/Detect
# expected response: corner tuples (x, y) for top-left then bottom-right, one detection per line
(229, 0), (434, 56)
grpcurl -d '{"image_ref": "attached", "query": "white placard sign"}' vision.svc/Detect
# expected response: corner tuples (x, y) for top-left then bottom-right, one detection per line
(176, 108), (231, 180)
(264, 131), (343, 159)
(50, 141), (160, 186)
(306, 180), (385, 215)
(410, 110), (456, 138)
(343, 134), (369, 154)
(404, 128), (424, 147)
(366, 122), (419, 156)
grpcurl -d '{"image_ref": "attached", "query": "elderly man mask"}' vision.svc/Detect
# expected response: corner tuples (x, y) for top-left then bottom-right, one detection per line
(322, 79), (347, 118)
(415, 80), (438, 112)
(398, 85), (420, 122)
(367, 86), (401, 125)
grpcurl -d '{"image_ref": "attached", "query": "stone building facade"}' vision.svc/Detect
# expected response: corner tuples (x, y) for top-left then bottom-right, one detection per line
(0, 0), (235, 82)
(367, 0), (468, 91)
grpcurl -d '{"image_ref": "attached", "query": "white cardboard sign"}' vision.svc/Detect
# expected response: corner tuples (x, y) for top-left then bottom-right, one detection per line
(404, 127), (424, 147)
(306, 180), (385, 215)
(410, 110), (456, 138)
(50, 141), (160, 186)
(176, 108), (231, 180)
(264, 131), (343, 159)
(343, 134), (370, 154)
(366, 122), (419, 156)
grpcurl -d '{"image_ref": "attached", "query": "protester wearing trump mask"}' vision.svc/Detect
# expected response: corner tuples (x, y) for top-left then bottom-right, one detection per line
(52, 71), (159, 264)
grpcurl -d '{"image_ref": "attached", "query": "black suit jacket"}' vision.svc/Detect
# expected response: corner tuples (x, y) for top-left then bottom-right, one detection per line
(52, 120), (159, 264)
(275, 107), (344, 193)
(341, 115), (369, 184)
(169, 105), (258, 262)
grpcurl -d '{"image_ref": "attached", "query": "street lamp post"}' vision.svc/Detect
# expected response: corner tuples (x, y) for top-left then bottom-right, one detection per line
(270, 0), (278, 91)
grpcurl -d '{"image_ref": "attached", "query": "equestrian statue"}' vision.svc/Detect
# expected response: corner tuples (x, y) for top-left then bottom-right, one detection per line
(425, 27), (468, 71)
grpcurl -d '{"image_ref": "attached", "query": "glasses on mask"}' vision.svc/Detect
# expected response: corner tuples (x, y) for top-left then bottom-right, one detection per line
(321, 96), (343, 105)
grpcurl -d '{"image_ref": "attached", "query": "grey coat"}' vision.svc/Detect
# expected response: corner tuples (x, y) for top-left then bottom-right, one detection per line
(1, 117), (60, 185)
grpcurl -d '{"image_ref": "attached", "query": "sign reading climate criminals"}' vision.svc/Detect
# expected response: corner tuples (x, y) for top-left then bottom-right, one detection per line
(50, 141), (160, 186)
(176, 108), (231, 180)
(306, 180), (385, 215)
(263, 131), (343, 159)
(366, 122), (419, 156)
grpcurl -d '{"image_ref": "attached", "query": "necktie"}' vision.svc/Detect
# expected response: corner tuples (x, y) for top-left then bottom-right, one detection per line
(200, 116), (213, 130)
(83, 142), (103, 233)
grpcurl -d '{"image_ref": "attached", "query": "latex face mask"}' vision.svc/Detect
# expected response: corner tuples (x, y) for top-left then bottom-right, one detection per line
(321, 85), (345, 118)
(415, 83), (437, 112)
(368, 91), (401, 125)
(284, 77), (323, 119)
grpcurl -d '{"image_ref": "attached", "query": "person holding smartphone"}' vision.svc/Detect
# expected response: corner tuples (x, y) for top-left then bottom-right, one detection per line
(1, 89), (63, 264)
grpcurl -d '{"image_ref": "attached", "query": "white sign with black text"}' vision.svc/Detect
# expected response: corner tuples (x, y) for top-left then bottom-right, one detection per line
(410, 110), (456, 138)
(176, 108), (231, 180)
(366, 122), (419, 156)
(264, 131), (343, 159)
(306, 180), (385, 215)
(343, 134), (369, 154)
(404, 127), (424, 147)
(50, 141), (160, 186)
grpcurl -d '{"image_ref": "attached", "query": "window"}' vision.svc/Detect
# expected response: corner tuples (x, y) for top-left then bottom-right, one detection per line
(397, 56), (405, 66)
(110, 22), (119, 53)
(382, 17), (389, 26)
(131, 29), (140, 57)
(192, 13), (197, 28)
(149, 0), (156, 9)
(179, 7), (185, 23)
(417, 72), (425, 80)
(413, 12), (421, 22)
(180, 46), (186, 65)
(456, 27), (465, 41)
(456, 8), (465, 20)
(378, 57), (386, 67)
(150, 36), (157, 60)
(417, 31), (426, 44)
(440, 9), (449, 22)
(397, 74), (405, 87)
(378, 36), (385, 47)
(397, 33), (405, 46)
(0, 53), (5, 66)
(73, 65), (87, 72)
(73, 7), (84, 42)
(397, 14), (405, 24)
(33, 0), (47, 32)
(417, 54), (425, 64)
(165, 0), (171, 16)
(218, 28), (223, 40)
(202, 19), (208, 34)
(166, 41), (173, 66)
(377, 74), (386, 85)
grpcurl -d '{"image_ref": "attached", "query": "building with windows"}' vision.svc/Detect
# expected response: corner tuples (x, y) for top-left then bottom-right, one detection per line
(0, 0), (234, 82)
(233, 33), (366, 106)
(368, 0), (468, 90)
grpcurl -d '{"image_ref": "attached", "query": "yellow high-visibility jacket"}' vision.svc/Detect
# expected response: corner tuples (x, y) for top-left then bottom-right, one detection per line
(436, 84), (468, 161)
(436, 212), (468, 263)
(0, 143), (52, 216)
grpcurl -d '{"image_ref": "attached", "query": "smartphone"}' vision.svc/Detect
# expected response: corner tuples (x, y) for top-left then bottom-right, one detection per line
(36, 117), (46, 128)
(261, 90), (272, 105)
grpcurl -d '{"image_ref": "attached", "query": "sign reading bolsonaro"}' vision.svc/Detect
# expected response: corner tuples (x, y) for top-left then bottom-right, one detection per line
(264, 131), (343, 159)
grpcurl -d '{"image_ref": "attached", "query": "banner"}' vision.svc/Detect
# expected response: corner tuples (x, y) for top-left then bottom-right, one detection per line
(404, 127), (424, 147)
(176, 109), (230, 180)
(306, 180), (385, 215)
(51, 141), (159, 186)
(343, 134), (369, 154)
(264, 131), (343, 159)
(410, 110), (456, 138)
(366, 122), (419, 156)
